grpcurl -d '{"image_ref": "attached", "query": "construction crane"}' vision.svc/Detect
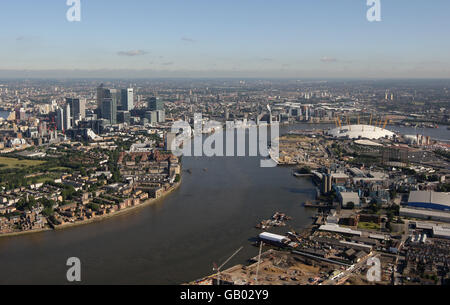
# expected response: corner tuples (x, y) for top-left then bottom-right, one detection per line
(383, 118), (389, 129)
(337, 117), (342, 129)
(254, 241), (264, 285)
(357, 115), (360, 125)
(369, 113), (373, 126)
(334, 117), (339, 128)
(213, 246), (243, 285)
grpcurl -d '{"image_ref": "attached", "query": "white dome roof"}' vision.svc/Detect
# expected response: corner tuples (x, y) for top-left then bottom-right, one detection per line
(327, 125), (395, 140)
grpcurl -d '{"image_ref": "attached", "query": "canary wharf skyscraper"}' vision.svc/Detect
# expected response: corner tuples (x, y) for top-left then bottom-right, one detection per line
(148, 97), (164, 111)
(97, 84), (110, 118)
(121, 88), (134, 111)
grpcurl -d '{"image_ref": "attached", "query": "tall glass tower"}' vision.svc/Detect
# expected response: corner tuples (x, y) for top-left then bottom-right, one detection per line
(121, 88), (134, 111)
(148, 97), (164, 111)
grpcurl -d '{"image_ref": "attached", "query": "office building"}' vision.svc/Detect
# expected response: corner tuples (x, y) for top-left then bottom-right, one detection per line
(101, 98), (117, 125)
(96, 84), (110, 118)
(146, 111), (158, 124)
(156, 110), (166, 123)
(56, 107), (64, 131)
(121, 88), (134, 111)
(66, 98), (86, 122)
(148, 97), (164, 111)
(117, 111), (131, 124)
(64, 103), (72, 131)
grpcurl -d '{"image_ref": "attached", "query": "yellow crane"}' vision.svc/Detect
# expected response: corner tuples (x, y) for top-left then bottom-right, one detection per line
(369, 113), (373, 126)
(383, 118), (389, 129)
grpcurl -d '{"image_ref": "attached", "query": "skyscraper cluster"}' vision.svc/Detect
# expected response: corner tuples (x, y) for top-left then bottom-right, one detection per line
(56, 98), (86, 131)
(97, 84), (134, 125)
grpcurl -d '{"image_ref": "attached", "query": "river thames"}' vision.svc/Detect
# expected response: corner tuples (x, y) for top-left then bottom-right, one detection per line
(0, 124), (448, 284)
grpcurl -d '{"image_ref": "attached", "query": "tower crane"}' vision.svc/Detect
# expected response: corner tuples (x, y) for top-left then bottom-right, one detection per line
(213, 246), (243, 285)
(254, 241), (264, 285)
(337, 117), (342, 130)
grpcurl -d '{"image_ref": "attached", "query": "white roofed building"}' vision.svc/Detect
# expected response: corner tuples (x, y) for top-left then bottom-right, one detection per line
(327, 125), (395, 140)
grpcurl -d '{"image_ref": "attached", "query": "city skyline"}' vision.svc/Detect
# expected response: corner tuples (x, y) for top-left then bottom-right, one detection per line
(1, 0), (450, 78)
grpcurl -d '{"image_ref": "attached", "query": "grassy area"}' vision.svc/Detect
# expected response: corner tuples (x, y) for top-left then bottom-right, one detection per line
(48, 167), (72, 172)
(33, 176), (58, 184)
(0, 157), (45, 169)
(358, 222), (380, 231)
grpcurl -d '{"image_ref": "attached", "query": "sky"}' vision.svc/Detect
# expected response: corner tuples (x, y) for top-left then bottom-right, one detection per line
(0, 0), (449, 78)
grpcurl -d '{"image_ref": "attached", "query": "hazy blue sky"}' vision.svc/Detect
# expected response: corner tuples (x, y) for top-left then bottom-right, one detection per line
(1, 0), (449, 78)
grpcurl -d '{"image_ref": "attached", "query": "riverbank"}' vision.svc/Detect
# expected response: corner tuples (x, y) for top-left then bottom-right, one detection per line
(0, 227), (52, 239)
(55, 181), (181, 231)
(0, 181), (181, 238)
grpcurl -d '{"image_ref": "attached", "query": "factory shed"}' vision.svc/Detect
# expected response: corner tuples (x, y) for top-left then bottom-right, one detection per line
(259, 232), (289, 245)
(319, 224), (362, 236)
(408, 191), (450, 211)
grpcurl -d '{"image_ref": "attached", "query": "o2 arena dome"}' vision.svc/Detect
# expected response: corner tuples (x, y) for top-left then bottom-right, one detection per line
(327, 124), (396, 140)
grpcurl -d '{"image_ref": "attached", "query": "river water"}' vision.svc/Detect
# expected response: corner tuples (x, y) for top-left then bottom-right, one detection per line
(0, 123), (447, 284)
(0, 124), (318, 284)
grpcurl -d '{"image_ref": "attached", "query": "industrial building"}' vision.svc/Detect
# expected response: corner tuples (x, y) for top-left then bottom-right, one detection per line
(327, 125), (396, 140)
(318, 224), (362, 236)
(408, 191), (450, 211)
(259, 232), (289, 245)
(432, 226), (450, 239)
(400, 207), (450, 223)
(338, 191), (361, 208)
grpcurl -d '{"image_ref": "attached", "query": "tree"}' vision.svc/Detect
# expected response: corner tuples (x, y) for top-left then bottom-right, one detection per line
(389, 189), (398, 200)
(87, 203), (100, 212)
(297, 166), (311, 174)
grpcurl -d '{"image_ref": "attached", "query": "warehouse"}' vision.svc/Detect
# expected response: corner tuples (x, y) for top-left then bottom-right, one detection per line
(319, 224), (362, 236)
(338, 191), (361, 208)
(408, 191), (450, 211)
(400, 207), (450, 223)
(259, 232), (289, 246)
(432, 226), (450, 239)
